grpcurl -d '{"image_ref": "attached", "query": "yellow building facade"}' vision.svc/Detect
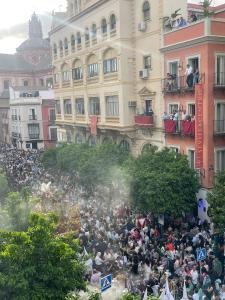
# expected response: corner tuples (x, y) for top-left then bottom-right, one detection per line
(50, 0), (187, 154)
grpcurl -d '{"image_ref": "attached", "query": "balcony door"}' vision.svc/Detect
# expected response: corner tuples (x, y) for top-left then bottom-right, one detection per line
(188, 57), (199, 72)
(145, 99), (152, 115)
(216, 55), (225, 86)
(169, 61), (178, 78)
(216, 103), (225, 133)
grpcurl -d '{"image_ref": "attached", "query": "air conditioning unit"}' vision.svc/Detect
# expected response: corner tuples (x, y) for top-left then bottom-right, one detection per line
(139, 69), (149, 79)
(128, 101), (137, 107)
(138, 22), (147, 32)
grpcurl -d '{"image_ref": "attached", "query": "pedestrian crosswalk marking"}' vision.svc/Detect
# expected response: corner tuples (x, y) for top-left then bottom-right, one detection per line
(197, 248), (206, 262)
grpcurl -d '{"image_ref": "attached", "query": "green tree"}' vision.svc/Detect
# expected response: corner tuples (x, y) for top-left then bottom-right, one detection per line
(0, 171), (9, 201)
(120, 292), (141, 300)
(0, 188), (38, 231)
(129, 148), (199, 216)
(202, 0), (214, 17)
(0, 213), (86, 300)
(207, 171), (225, 232)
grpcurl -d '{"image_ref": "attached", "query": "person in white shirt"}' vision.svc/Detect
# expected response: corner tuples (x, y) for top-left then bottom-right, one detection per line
(191, 266), (199, 286)
(193, 288), (199, 300)
(185, 64), (194, 88)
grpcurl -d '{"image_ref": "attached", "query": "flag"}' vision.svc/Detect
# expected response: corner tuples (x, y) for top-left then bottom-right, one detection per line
(181, 280), (189, 300)
(143, 288), (148, 300)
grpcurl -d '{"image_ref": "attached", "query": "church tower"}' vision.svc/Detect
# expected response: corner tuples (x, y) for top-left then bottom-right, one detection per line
(29, 13), (43, 39)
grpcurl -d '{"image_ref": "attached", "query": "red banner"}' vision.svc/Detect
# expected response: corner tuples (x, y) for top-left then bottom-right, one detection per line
(182, 120), (195, 136)
(164, 119), (176, 133)
(90, 116), (98, 136)
(195, 84), (204, 169)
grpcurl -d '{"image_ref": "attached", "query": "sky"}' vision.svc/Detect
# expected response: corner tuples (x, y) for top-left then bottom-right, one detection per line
(0, 0), (225, 54)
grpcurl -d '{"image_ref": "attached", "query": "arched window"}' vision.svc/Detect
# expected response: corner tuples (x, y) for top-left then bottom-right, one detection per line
(120, 140), (130, 153)
(61, 64), (70, 82)
(101, 18), (107, 35)
(85, 28), (90, 41)
(87, 54), (99, 78)
(142, 143), (158, 154)
(72, 59), (83, 80)
(91, 24), (97, 40)
(71, 35), (75, 51)
(103, 48), (118, 74)
(110, 14), (116, 30)
(143, 1), (150, 21)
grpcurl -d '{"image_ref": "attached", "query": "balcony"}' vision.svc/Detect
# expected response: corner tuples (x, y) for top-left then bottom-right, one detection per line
(214, 120), (225, 135)
(214, 73), (225, 90)
(162, 74), (204, 94)
(29, 115), (37, 121)
(29, 134), (40, 140)
(134, 115), (154, 127)
(164, 119), (195, 136)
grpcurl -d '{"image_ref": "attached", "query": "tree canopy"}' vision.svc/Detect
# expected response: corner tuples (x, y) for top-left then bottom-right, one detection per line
(128, 148), (199, 216)
(207, 171), (225, 232)
(0, 213), (86, 300)
(0, 171), (9, 201)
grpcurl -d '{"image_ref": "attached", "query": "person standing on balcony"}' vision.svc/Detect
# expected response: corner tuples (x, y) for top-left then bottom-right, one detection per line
(193, 68), (200, 86)
(185, 64), (194, 88)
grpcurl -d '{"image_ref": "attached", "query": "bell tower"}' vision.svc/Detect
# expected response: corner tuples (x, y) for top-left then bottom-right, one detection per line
(29, 12), (43, 39)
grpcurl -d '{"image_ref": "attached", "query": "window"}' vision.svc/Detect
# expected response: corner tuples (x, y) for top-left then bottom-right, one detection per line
(101, 19), (107, 34)
(215, 103), (225, 133)
(188, 104), (195, 117)
(85, 28), (90, 41)
(216, 55), (225, 86)
(216, 149), (225, 173)
(71, 35), (75, 50)
(64, 99), (72, 115)
(72, 67), (83, 80)
(50, 128), (57, 141)
(4, 80), (10, 89)
(46, 78), (53, 88)
(62, 70), (70, 82)
(91, 24), (97, 40)
(106, 96), (119, 116)
(76, 98), (85, 115)
(168, 104), (179, 114)
(120, 140), (130, 153)
(168, 146), (180, 153)
(89, 97), (100, 115)
(29, 108), (37, 120)
(143, 1), (150, 21)
(103, 58), (117, 74)
(76, 133), (83, 144)
(39, 78), (44, 86)
(24, 80), (29, 87)
(54, 73), (59, 84)
(49, 109), (56, 121)
(28, 124), (40, 139)
(187, 149), (195, 169)
(110, 14), (116, 30)
(88, 135), (96, 147)
(77, 32), (81, 45)
(144, 56), (151, 69)
(53, 44), (57, 55)
(64, 38), (68, 51)
(142, 143), (154, 153)
(55, 100), (61, 114)
(59, 41), (63, 55)
(88, 63), (99, 77)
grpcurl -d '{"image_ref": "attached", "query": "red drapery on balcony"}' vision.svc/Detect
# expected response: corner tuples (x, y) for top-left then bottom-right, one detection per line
(164, 119), (176, 133)
(90, 116), (98, 135)
(134, 115), (154, 126)
(182, 120), (195, 136)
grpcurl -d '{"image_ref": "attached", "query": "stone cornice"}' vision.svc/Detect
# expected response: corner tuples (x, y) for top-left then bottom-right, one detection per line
(161, 35), (225, 53)
(49, 0), (110, 36)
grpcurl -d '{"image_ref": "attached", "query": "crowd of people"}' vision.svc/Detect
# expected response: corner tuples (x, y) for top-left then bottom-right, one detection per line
(0, 143), (224, 299)
(0, 143), (44, 189)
